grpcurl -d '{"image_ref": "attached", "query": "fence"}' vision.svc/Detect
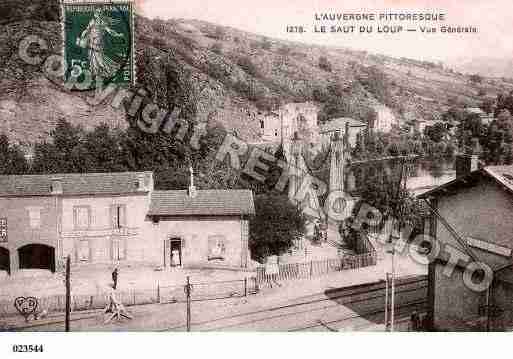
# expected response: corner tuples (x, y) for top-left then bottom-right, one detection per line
(255, 251), (377, 284)
(0, 277), (259, 319)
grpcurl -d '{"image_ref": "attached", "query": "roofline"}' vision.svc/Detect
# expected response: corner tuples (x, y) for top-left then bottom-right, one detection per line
(147, 212), (255, 218)
(0, 191), (151, 199)
(418, 167), (513, 199)
(0, 171), (153, 180)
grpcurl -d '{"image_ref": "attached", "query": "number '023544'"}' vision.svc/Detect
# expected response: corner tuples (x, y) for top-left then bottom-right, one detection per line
(12, 344), (44, 353)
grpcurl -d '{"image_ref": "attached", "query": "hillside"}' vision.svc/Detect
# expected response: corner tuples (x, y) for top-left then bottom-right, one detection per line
(1, 0), (513, 150)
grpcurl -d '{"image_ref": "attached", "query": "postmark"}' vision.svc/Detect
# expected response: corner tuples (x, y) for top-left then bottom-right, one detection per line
(62, 0), (135, 91)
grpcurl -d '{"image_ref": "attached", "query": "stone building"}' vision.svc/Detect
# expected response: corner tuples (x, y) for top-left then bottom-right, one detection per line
(259, 102), (319, 143)
(319, 117), (367, 148)
(0, 171), (254, 275)
(420, 157), (513, 331)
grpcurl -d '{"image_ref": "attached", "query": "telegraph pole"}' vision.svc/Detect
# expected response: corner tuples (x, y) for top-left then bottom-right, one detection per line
(389, 159), (406, 332)
(185, 276), (192, 332)
(65, 255), (71, 332)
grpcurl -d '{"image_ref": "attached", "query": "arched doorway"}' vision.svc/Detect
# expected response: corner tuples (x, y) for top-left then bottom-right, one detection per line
(0, 247), (9, 274)
(18, 244), (55, 272)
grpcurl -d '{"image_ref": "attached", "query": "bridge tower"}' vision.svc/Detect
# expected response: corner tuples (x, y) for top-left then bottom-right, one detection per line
(329, 131), (345, 194)
(288, 131), (303, 202)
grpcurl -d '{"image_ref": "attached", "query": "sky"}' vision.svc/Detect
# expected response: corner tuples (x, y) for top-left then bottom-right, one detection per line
(136, 0), (512, 64)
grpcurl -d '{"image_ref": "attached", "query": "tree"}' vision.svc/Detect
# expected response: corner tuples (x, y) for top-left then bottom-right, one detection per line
(210, 42), (222, 55)
(495, 91), (513, 117)
(355, 160), (425, 235)
(0, 134), (28, 175)
(260, 37), (272, 50)
(31, 119), (89, 174)
(237, 56), (259, 77)
(136, 48), (197, 118)
(469, 74), (483, 84)
(82, 124), (127, 172)
(424, 122), (448, 143)
(318, 56), (332, 72)
(249, 194), (306, 262)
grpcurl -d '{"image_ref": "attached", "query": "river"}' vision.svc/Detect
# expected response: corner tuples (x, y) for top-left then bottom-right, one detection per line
(347, 157), (456, 196)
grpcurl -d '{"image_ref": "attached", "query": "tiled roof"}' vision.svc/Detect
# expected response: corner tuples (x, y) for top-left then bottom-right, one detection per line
(148, 190), (255, 216)
(418, 165), (513, 199)
(465, 107), (486, 115)
(0, 172), (152, 197)
(319, 118), (367, 133)
(484, 166), (513, 193)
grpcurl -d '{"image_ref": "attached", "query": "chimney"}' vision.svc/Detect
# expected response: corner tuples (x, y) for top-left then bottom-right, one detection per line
(188, 166), (197, 198)
(455, 154), (479, 178)
(137, 173), (147, 192)
(51, 177), (63, 195)
(456, 138), (480, 178)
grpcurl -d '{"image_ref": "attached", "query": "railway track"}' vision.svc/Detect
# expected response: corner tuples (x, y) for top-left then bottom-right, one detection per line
(171, 275), (428, 331)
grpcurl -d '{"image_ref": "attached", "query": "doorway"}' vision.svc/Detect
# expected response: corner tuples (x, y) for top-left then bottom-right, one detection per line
(168, 238), (182, 267)
(18, 244), (55, 272)
(0, 247), (10, 274)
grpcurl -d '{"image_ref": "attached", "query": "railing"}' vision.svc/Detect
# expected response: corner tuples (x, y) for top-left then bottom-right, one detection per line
(255, 251), (377, 284)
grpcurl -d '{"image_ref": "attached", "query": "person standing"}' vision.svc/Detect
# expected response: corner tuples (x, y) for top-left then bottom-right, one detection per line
(112, 267), (119, 290)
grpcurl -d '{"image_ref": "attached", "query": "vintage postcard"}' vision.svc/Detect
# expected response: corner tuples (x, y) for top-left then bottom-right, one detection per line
(1, 0), (513, 354)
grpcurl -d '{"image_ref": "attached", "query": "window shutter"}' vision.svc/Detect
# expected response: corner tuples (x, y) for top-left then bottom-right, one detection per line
(110, 205), (117, 229)
(122, 238), (127, 260)
(120, 205), (127, 228)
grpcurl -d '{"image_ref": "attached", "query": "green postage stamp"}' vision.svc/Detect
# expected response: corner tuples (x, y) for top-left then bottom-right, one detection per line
(62, 0), (135, 90)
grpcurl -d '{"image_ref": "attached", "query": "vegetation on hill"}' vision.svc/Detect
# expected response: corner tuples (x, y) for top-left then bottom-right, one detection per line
(3, 0), (513, 147)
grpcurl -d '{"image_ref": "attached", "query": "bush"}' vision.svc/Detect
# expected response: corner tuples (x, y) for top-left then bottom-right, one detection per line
(151, 36), (168, 48)
(278, 45), (291, 55)
(206, 61), (229, 81)
(151, 19), (168, 35)
(237, 56), (259, 77)
(207, 26), (226, 40)
(210, 42), (223, 55)
(358, 66), (391, 104)
(233, 80), (266, 103)
(255, 96), (279, 112)
(319, 56), (332, 72)
(260, 38), (272, 50)
(470, 74), (483, 84)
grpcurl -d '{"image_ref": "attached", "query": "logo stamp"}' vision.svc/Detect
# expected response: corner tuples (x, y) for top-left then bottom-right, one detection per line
(14, 296), (39, 322)
(62, 0), (135, 90)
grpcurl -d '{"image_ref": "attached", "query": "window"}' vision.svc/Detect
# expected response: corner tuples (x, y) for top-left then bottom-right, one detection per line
(77, 239), (90, 262)
(26, 207), (43, 229)
(111, 237), (126, 261)
(260, 120), (264, 129)
(111, 205), (126, 229)
(73, 206), (91, 230)
(208, 235), (226, 261)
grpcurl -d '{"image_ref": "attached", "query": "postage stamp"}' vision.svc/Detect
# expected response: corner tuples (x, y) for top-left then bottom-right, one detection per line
(62, 0), (135, 90)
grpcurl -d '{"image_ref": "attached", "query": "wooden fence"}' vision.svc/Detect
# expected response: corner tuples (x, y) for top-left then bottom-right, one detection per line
(0, 278), (259, 319)
(256, 251), (377, 284)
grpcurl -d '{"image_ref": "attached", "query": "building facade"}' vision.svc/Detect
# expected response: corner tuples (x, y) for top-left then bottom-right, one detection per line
(319, 117), (367, 149)
(259, 102), (319, 143)
(0, 172), (254, 275)
(420, 161), (513, 331)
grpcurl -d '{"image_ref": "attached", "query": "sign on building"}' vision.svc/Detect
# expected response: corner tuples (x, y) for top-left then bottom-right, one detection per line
(0, 218), (7, 242)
